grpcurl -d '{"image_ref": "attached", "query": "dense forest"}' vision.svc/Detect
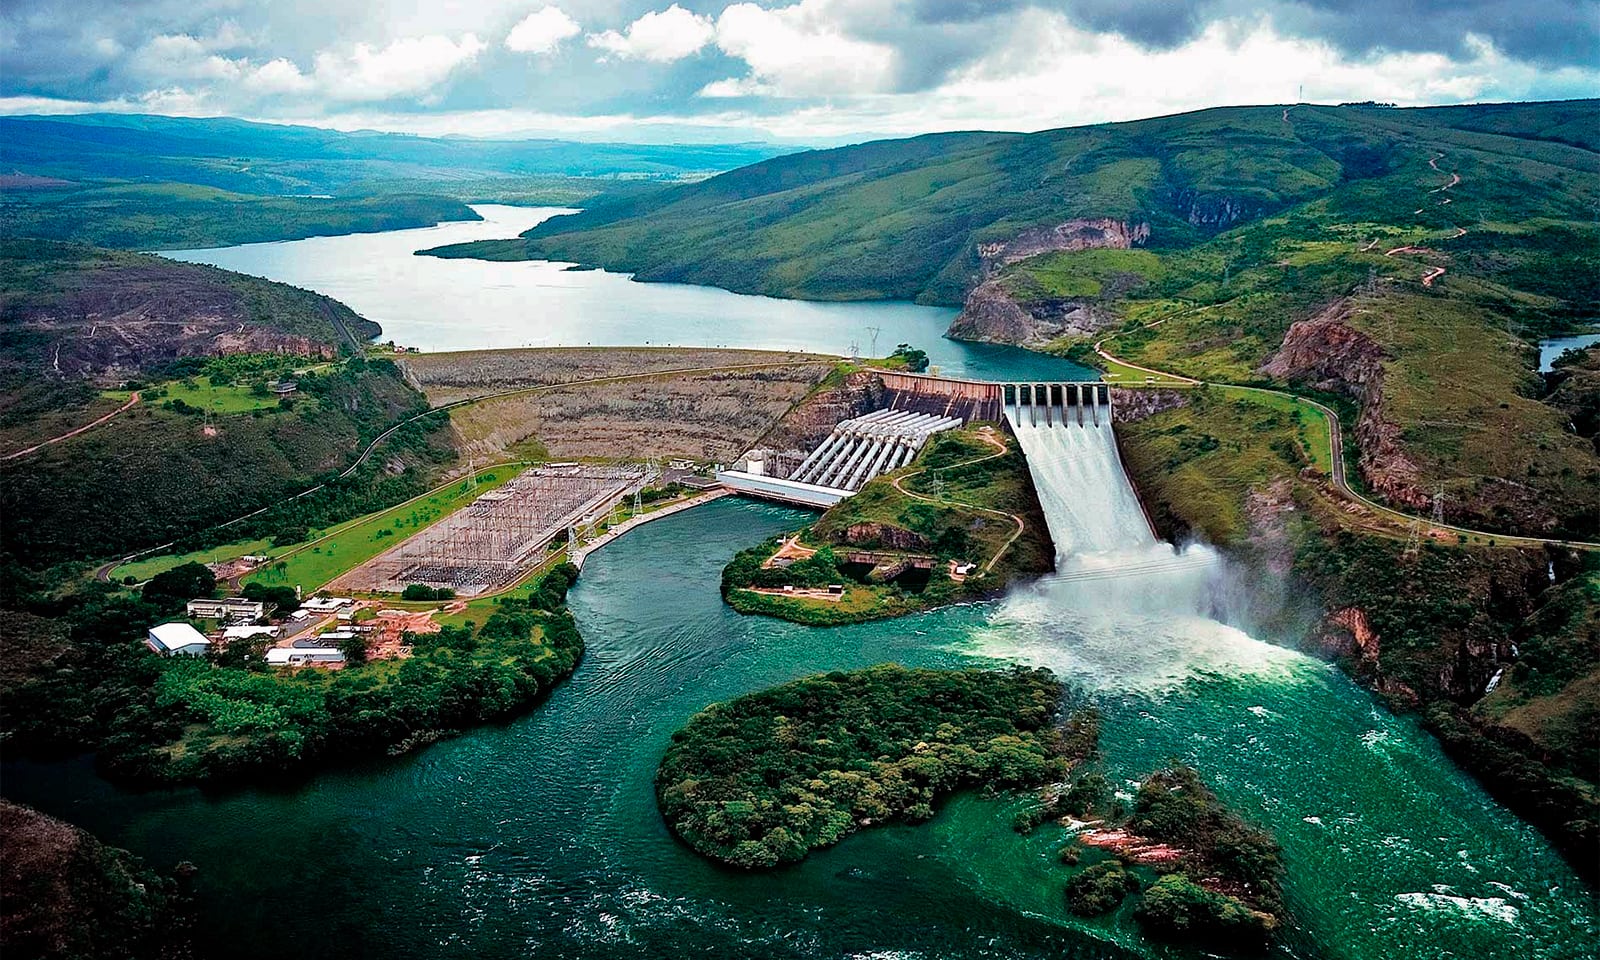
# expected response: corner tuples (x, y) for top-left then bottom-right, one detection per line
(655, 664), (1075, 868)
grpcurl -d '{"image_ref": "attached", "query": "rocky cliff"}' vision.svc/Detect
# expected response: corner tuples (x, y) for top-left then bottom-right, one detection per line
(946, 281), (1112, 347)
(1260, 301), (1430, 510)
(976, 218), (1151, 273)
(948, 218), (1148, 346)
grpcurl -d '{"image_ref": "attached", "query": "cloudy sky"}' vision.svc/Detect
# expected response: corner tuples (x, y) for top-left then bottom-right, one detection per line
(2, 0), (1596, 143)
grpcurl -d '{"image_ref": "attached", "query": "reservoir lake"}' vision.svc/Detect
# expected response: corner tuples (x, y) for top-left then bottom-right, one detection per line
(163, 204), (1092, 383)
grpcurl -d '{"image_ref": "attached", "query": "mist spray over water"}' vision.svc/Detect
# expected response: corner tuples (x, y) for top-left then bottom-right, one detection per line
(975, 398), (1301, 691)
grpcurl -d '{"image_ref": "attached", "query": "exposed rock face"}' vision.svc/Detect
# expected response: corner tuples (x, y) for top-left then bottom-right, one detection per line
(757, 371), (885, 452)
(10, 262), (366, 379)
(947, 280), (1112, 347)
(976, 218), (1151, 274)
(1171, 190), (1257, 228)
(1110, 387), (1188, 423)
(1260, 302), (1430, 510)
(948, 218), (1149, 347)
(837, 522), (931, 551)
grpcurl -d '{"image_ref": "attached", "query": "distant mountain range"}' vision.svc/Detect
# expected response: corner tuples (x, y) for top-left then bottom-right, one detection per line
(0, 113), (800, 195)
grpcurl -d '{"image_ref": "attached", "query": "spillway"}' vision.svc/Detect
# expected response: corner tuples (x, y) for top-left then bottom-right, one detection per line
(999, 389), (1289, 691)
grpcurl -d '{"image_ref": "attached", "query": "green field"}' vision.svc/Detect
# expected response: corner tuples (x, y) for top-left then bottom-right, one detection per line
(111, 537), (277, 583)
(244, 467), (519, 593)
(106, 377), (282, 414)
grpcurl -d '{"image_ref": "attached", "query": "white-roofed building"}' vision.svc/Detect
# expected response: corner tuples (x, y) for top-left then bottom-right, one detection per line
(266, 647), (345, 667)
(223, 625), (279, 641)
(146, 623), (210, 657)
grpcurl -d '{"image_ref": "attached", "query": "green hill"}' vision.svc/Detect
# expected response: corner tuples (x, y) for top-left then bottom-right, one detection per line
(420, 101), (1600, 305)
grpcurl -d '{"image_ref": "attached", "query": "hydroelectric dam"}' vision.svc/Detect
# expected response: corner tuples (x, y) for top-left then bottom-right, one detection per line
(717, 372), (1119, 509)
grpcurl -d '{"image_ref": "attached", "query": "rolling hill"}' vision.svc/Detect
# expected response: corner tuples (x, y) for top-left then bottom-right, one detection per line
(421, 100), (1600, 305)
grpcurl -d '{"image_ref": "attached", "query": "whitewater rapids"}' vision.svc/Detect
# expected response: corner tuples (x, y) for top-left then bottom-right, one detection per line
(973, 402), (1302, 691)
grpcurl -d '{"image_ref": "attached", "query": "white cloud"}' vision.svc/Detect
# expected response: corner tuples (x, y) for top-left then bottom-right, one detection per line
(129, 34), (244, 83)
(707, 0), (897, 98)
(588, 5), (715, 63)
(245, 58), (315, 96)
(312, 33), (487, 102)
(506, 6), (581, 54)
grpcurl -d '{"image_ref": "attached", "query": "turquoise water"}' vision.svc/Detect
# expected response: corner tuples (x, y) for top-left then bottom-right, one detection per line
(5, 499), (1594, 958)
(161, 205), (1093, 382)
(1540, 333), (1600, 372)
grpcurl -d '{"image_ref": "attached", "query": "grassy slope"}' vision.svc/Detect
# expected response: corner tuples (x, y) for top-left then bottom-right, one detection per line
(724, 426), (1053, 624)
(422, 101), (1598, 306)
(0, 358), (451, 569)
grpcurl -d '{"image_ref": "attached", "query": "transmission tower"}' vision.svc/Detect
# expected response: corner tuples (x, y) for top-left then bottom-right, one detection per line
(1403, 519), (1422, 557)
(1431, 483), (1447, 528)
(865, 325), (882, 358)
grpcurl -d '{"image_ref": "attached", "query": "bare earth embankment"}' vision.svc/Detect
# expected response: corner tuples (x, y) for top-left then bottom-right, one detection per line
(402, 348), (836, 463)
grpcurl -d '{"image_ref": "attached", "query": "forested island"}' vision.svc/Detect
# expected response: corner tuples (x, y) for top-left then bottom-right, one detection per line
(655, 664), (1080, 868)
(720, 426), (1053, 625)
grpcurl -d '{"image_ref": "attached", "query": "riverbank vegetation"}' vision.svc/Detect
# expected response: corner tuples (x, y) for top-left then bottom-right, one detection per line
(1, 562), (584, 784)
(656, 664), (1072, 868)
(1114, 387), (1600, 881)
(722, 426), (1053, 625)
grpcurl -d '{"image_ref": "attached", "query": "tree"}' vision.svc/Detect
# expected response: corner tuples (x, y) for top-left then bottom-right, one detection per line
(143, 562), (216, 606)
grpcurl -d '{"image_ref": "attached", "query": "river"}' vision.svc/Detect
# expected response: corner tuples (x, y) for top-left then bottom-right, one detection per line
(3, 212), (1593, 959)
(160, 204), (1092, 382)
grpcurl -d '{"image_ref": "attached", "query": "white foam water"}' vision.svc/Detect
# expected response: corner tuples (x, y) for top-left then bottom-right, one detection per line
(972, 406), (1304, 692)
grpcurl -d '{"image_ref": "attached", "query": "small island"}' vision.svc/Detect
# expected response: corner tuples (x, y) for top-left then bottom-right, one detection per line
(1037, 763), (1285, 949)
(655, 664), (1084, 868)
(720, 425), (1054, 625)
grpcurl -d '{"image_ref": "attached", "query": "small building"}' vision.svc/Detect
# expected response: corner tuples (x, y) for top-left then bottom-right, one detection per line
(266, 646), (345, 667)
(827, 584), (845, 595)
(300, 596), (354, 616)
(954, 562), (977, 576)
(223, 624), (279, 641)
(269, 379), (298, 396)
(146, 623), (210, 657)
(668, 458), (697, 471)
(186, 597), (266, 622)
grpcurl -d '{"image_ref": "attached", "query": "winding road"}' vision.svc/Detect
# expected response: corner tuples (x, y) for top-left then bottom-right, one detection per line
(3, 392), (140, 462)
(887, 427), (1028, 576)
